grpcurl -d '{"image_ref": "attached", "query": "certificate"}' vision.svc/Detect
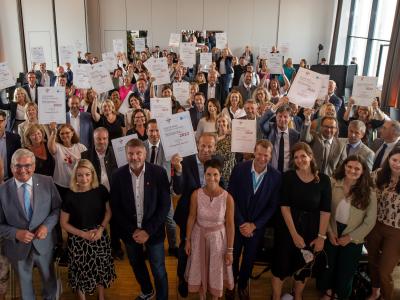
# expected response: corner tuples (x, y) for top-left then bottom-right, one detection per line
(0, 62), (15, 90)
(259, 45), (270, 59)
(89, 61), (114, 94)
(169, 33), (181, 48)
(231, 119), (257, 153)
(111, 134), (138, 167)
(199, 53), (212, 72)
(113, 39), (124, 54)
(215, 32), (227, 49)
(135, 38), (146, 52)
(173, 82), (190, 106)
(150, 97), (172, 120)
(158, 111), (198, 160)
(38, 87), (66, 124)
(179, 43), (196, 67)
(352, 76), (378, 106)
(287, 67), (322, 108)
(102, 52), (117, 72)
(31, 47), (46, 63)
(279, 42), (290, 55)
(317, 74), (330, 100)
(59, 45), (75, 65)
(149, 57), (170, 86)
(73, 64), (91, 89)
(266, 53), (282, 74)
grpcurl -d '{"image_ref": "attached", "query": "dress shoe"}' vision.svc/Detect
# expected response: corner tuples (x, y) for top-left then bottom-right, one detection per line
(238, 286), (249, 300)
(178, 279), (188, 298)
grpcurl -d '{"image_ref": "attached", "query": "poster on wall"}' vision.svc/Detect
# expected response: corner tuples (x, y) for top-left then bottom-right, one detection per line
(30, 47), (46, 64)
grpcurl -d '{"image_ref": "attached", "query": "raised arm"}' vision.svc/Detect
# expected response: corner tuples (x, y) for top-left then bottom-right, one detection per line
(47, 122), (58, 155)
(91, 94), (101, 122)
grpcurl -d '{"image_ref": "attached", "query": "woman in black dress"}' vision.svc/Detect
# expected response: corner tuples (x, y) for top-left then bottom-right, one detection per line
(60, 159), (115, 300)
(271, 142), (331, 300)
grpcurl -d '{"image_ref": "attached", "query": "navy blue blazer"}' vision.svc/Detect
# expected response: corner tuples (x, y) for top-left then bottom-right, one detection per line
(110, 162), (170, 245)
(66, 112), (93, 150)
(228, 160), (282, 230)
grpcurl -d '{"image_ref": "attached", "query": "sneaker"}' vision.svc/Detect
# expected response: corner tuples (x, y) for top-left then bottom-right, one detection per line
(135, 290), (155, 300)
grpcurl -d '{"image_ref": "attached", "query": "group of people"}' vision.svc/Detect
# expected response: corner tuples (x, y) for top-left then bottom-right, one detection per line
(0, 43), (398, 300)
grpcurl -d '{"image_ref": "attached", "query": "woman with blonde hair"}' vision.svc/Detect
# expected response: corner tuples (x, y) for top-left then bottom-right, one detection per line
(221, 90), (246, 120)
(18, 103), (50, 147)
(0, 87), (30, 133)
(252, 87), (273, 115)
(61, 159), (115, 300)
(311, 103), (337, 134)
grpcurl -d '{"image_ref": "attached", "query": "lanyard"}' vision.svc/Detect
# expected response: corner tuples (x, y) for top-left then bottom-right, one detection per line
(252, 171), (265, 192)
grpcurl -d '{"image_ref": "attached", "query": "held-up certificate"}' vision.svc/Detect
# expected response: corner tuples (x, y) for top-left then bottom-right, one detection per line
(31, 47), (46, 63)
(89, 61), (114, 94)
(352, 76), (378, 106)
(158, 111), (198, 160)
(259, 46), (270, 59)
(0, 62), (15, 90)
(278, 42), (290, 55)
(287, 67), (322, 108)
(216, 32), (227, 49)
(102, 52), (117, 72)
(150, 98), (172, 120)
(169, 33), (181, 48)
(135, 38), (146, 52)
(266, 53), (282, 74)
(38, 87), (66, 124)
(111, 134), (138, 167)
(73, 64), (91, 89)
(147, 57), (170, 86)
(179, 43), (196, 67)
(113, 39), (124, 54)
(199, 53), (212, 72)
(59, 45), (75, 65)
(317, 74), (330, 100)
(173, 82), (190, 106)
(231, 119), (257, 153)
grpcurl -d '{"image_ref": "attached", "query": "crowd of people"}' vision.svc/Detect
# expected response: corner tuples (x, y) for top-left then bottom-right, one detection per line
(0, 43), (399, 300)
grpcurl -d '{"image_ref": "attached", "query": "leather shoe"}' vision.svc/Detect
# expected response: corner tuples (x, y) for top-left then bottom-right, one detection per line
(178, 279), (188, 298)
(225, 287), (235, 300)
(238, 286), (249, 300)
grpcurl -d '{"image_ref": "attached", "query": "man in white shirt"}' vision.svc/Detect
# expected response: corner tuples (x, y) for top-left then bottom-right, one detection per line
(22, 71), (40, 103)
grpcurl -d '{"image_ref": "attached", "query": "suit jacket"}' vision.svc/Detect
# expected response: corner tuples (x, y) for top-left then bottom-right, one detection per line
(198, 83), (222, 104)
(234, 84), (257, 102)
(369, 138), (400, 153)
(329, 93), (343, 113)
(110, 162), (170, 245)
(144, 140), (171, 181)
(259, 110), (300, 145)
(35, 70), (56, 87)
(301, 123), (347, 176)
(228, 160), (281, 230)
(66, 112), (94, 150)
(22, 84), (41, 103)
(4, 132), (21, 178)
(0, 174), (61, 263)
(339, 138), (375, 170)
(0, 101), (17, 132)
(189, 107), (206, 131)
(81, 146), (117, 183)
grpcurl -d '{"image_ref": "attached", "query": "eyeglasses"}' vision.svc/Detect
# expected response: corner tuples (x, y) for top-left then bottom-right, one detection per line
(14, 164), (34, 170)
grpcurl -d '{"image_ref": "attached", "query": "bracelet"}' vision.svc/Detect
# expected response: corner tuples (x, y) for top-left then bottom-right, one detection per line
(318, 233), (327, 240)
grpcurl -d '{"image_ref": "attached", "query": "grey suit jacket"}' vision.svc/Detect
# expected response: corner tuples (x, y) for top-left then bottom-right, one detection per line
(0, 174), (61, 263)
(339, 138), (375, 171)
(301, 123), (347, 176)
(370, 138), (400, 153)
(66, 112), (94, 150)
(144, 140), (171, 182)
(234, 84), (257, 102)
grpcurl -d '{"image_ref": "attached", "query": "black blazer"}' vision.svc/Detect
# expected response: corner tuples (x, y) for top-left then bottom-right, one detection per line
(110, 162), (170, 245)
(0, 101), (17, 132)
(5, 132), (21, 178)
(188, 107), (206, 131)
(81, 146), (117, 183)
(22, 84), (41, 103)
(198, 83), (223, 106)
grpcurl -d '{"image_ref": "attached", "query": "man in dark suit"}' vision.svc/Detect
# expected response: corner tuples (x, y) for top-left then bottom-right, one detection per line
(134, 78), (151, 109)
(22, 71), (41, 103)
(0, 110), (21, 180)
(35, 63), (56, 87)
(235, 71), (257, 103)
(110, 139), (170, 300)
(327, 80), (343, 113)
(0, 148), (61, 300)
(260, 102), (300, 172)
(228, 140), (281, 299)
(199, 71), (223, 105)
(189, 92), (206, 131)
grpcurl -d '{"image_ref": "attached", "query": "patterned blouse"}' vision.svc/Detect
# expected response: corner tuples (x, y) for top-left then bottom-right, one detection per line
(216, 134), (236, 184)
(372, 170), (400, 229)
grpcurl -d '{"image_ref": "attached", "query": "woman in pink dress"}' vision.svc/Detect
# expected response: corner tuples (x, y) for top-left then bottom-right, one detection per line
(185, 158), (235, 299)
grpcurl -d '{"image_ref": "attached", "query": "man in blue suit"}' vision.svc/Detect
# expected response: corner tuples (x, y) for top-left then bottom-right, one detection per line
(228, 140), (282, 300)
(110, 138), (170, 300)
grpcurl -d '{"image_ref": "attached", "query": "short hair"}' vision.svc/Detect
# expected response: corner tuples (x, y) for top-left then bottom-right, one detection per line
(276, 105), (291, 115)
(216, 114), (232, 132)
(389, 120), (400, 137)
(0, 110), (7, 119)
(254, 139), (272, 152)
(13, 87), (29, 103)
(101, 99), (116, 114)
(194, 92), (205, 99)
(147, 119), (157, 126)
(93, 127), (109, 137)
(131, 109), (148, 129)
(24, 102), (38, 117)
(321, 116), (338, 128)
(244, 99), (257, 106)
(204, 158), (223, 174)
(198, 132), (217, 145)
(125, 138), (146, 151)
(56, 124), (80, 144)
(25, 124), (47, 147)
(27, 71), (36, 77)
(11, 148), (36, 166)
(349, 120), (366, 134)
(162, 84), (173, 93)
(70, 159), (99, 192)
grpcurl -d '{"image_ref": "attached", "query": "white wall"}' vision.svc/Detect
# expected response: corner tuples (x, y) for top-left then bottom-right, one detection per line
(88, 0), (337, 64)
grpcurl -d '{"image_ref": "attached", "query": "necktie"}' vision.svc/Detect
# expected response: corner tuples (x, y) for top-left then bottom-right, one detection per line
(373, 143), (388, 171)
(278, 132), (285, 172)
(346, 143), (352, 156)
(150, 145), (156, 164)
(321, 140), (330, 174)
(23, 183), (33, 220)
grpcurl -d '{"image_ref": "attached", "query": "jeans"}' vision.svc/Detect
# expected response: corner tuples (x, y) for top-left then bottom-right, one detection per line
(125, 241), (168, 300)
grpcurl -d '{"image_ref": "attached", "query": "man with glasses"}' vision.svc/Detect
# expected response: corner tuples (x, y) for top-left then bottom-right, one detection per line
(0, 110), (21, 180)
(301, 108), (347, 176)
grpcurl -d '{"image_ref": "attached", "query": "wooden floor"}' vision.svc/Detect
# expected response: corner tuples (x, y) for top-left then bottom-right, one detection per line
(8, 247), (400, 299)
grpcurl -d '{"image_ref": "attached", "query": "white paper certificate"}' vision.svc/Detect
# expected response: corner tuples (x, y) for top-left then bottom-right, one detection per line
(216, 32), (227, 49)
(259, 46), (270, 59)
(149, 57), (170, 86)
(89, 61), (114, 94)
(59, 45), (75, 65)
(31, 47), (46, 63)
(287, 67), (322, 108)
(199, 53), (212, 72)
(150, 98), (172, 120)
(38, 87), (66, 124)
(102, 52), (117, 72)
(266, 53), (282, 74)
(111, 134), (138, 167)
(317, 74), (330, 100)
(135, 38), (146, 52)
(231, 119), (257, 153)
(169, 33), (181, 48)
(158, 111), (198, 160)
(279, 42), (290, 55)
(0, 62), (15, 90)
(352, 76), (378, 106)
(179, 43), (196, 67)
(173, 82), (190, 106)
(113, 39), (124, 54)
(73, 64), (91, 89)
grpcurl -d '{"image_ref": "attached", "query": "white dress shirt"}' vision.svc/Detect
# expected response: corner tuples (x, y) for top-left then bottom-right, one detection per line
(69, 112), (81, 137)
(130, 164), (146, 228)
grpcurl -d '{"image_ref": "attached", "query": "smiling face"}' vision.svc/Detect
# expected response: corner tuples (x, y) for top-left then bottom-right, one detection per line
(389, 153), (400, 175)
(230, 93), (240, 108)
(26, 105), (38, 121)
(321, 118), (337, 140)
(126, 145), (146, 172)
(344, 160), (363, 181)
(254, 145), (272, 171)
(293, 149), (312, 171)
(76, 167), (93, 190)
(204, 166), (221, 189)
(11, 155), (35, 183)
(29, 129), (43, 145)
(197, 135), (216, 163)
(207, 101), (217, 114)
(59, 126), (74, 145)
